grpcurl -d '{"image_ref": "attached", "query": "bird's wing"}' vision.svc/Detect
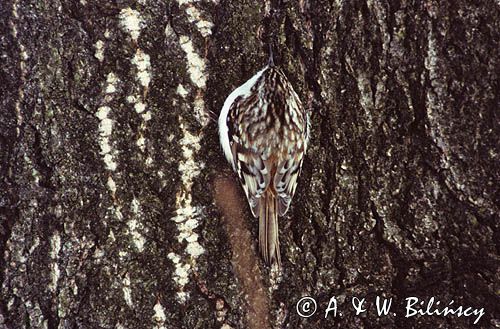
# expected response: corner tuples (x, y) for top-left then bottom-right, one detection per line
(273, 150), (305, 216)
(226, 97), (271, 218)
(232, 145), (270, 217)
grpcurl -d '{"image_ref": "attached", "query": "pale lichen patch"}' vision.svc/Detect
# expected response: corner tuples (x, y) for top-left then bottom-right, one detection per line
(136, 136), (146, 151)
(127, 218), (145, 252)
(28, 236), (40, 254)
(127, 95), (137, 103)
(177, 84), (189, 98)
(119, 8), (144, 42)
(184, 5), (214, 37)
(179, 36), (207, 89)
(49, 233), (61, 259)
(185, 241), (204, 257)
(168, 253), (190, 287)
(49, 232), (61, 292)
(165, 23), (175, 39)
(103, 154), (115, 170)
(96, 72), (119, 172)
(124, 38), (152, 158)
(128, 198), (146, 251)
(193, 94), (210, 126)
(168, 121), (206, 302)
(142, 112), (152, 121)
(167, 0), (213, 304)
(105, 83), (116, 94)
(107, 176), (117, 193)
(167, 252), (191, 302)
(178, 0), (215, 44)
(177, 0), (196, 5)
(94, 40), (105, 62)
(153, 301), (167, 329)
(131, 197), (140, 213)
(174, 263), (190, 286)
(115, 206), (124, 220)
(167, 252), (181, 264)
(96, 105), (111, 120)
(134, 101), (146, 114)
(10, 1), (27, 137)
(131, 49), (151, 88)
(129, 96), (151, 154)
(122, 273), (133, 307)
(106, 72), (118, 88)
(98, 117), (113, 136)
(108, 229), (116, 242)
(97, 106), (117, 171)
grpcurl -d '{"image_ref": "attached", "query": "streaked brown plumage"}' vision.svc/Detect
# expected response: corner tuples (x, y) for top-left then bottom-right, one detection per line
(218, 57), (309, 267)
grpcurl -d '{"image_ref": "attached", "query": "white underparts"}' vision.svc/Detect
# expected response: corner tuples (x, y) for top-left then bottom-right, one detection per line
(218, 66), (269, 170)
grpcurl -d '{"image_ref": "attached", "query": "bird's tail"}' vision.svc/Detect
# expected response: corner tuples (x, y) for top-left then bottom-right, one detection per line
(259, 190), (281, 267)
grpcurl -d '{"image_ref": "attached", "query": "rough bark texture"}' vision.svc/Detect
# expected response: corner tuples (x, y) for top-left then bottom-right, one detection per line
(1, 0), (498, 328)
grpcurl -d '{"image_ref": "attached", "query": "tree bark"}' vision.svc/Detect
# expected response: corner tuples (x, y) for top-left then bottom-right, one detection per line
(1, 0), (498, 328)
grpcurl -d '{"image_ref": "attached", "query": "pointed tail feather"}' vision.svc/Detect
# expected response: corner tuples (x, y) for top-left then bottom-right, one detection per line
(259, 190), (281, 267)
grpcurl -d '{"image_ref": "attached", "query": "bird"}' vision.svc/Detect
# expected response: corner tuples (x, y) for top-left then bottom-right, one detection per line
(218, 52), (309, 267)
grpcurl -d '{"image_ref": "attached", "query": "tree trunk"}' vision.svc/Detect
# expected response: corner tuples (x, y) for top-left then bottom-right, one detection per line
(1, 0), (498, 328)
